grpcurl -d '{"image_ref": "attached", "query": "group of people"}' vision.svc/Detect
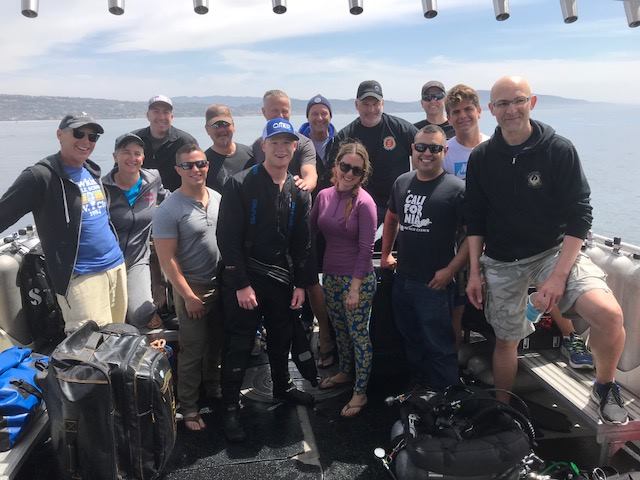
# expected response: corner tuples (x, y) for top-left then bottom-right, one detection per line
(0, 75), (629, 446)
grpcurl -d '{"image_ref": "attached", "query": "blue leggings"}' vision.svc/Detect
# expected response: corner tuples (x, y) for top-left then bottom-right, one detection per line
(323, 272), (376, 394)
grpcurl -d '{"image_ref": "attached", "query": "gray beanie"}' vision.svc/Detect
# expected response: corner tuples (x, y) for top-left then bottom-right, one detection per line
(306, 94), (332, 118)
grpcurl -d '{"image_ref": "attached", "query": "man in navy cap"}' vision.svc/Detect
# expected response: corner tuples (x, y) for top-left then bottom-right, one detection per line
(299, 94), (336, 191)
(217, 117), (314, 442)
(329, 80), (418, 224)
(0, 113), (127, 333)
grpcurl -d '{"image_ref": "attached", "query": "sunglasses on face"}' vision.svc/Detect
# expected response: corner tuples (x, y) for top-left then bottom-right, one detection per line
(338, 161), (365, 177)
(72, 129), (101, 143)
(422, 92), (445, 102)
(208, 120), (232, 129)
(414, 143), (445, 154)
(176, 160), (209, 170)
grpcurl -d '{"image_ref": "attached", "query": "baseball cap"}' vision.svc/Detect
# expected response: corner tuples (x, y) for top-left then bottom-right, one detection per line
(264, 118), (299, 140)
(148, 95), (173, 110)
(114, 132), (145, 150)
(205, 104), (234, 124)
(421, 81), (446, 96)
(356, 80), (383, 101)
(306, 94), (333, 117)
(58, 113), (104, 134)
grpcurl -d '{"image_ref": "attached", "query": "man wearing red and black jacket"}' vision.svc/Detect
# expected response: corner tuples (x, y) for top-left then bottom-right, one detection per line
(327, 80), (417, 225)
(465, 76), (627, 425)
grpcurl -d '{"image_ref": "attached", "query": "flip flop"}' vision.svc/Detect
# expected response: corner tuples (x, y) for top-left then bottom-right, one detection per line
(318, 374), (353, 390)
(183, 413), (206, 431)
(341, 399), (367, 417)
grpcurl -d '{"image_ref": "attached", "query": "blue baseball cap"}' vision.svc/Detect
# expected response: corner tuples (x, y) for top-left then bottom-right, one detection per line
(264, 118), (299, 140)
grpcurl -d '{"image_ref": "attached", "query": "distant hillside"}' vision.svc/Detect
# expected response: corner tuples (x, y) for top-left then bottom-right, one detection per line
(0, 92), (589, 121)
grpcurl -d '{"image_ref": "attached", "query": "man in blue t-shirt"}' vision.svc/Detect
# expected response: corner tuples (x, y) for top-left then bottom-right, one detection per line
(0, 113), (126, 333)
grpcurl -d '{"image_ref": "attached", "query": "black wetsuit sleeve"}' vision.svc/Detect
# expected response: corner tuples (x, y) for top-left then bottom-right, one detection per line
(290, 189), (312, 288)
(217, 177), (251, 290)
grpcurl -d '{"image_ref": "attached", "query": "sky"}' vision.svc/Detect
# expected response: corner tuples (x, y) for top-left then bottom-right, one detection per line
(0, 0), (638, 104)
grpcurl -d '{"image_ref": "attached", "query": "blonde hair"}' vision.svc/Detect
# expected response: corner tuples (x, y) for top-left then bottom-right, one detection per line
(331, 140), (371, 221)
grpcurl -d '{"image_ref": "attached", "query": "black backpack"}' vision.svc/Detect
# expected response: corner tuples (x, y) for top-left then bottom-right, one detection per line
(17, 245), (65, 349)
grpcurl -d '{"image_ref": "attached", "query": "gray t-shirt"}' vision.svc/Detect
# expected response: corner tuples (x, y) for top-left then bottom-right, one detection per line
(152, 188), (222, 284)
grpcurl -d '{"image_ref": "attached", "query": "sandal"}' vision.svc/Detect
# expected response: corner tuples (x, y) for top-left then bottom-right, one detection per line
(319, 374), (353, 390)
(317, 345), (337, 369)
(341, 396), (367, 418)
(183, 413), (206, 431)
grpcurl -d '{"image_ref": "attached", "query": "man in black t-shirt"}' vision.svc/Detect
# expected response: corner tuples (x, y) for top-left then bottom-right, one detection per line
(328, 80), (417, 224)
(203, 104), (256, 194)
(381, 124), (467, 390)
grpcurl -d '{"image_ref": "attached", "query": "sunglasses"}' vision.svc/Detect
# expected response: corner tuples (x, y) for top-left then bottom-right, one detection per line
(414, 143), (445, 154)
(338, 161), (365, 177)
(422, 92), (445, 101)
(72, 129), (101, 143)
(177, 160), (209, 170)
(208, 120), (232, 129)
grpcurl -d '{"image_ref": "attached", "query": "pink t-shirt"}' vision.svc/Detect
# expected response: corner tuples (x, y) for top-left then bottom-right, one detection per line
(310, 186), (377, 278)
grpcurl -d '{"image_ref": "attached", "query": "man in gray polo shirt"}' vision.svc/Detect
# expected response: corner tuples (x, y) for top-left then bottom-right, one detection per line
(153, 144), (222, 431)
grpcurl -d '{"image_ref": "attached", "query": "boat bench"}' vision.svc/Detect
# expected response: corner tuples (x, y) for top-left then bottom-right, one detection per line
(519, 350), (640, 464)
(0, 404), (49, 480)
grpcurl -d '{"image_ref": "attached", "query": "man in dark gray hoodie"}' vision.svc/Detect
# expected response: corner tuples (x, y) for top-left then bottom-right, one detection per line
(0, 113), (126, 333)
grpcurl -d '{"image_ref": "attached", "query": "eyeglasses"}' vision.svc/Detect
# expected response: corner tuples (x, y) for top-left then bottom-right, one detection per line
(422, 92), (445, 102)
(338, 161), (365, 177)
(491, 97), (530, 109)
(176, 160), (209, 170)
(208, 120), (232, 129)
(414, 143), (445, 154)
(72, 129), (100, 142)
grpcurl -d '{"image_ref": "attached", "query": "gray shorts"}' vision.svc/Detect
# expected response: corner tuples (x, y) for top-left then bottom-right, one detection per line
(481, 247), (610, 341)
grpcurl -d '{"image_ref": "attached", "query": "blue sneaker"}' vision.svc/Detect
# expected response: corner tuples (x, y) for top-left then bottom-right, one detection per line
(561, 333), (594, 370)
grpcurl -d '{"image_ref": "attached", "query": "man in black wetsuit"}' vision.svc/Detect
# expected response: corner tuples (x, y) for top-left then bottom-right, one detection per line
(217, 118), (314, 442)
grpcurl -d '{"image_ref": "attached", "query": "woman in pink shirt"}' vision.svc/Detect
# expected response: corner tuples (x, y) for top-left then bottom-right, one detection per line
(311, 141), (377, 417)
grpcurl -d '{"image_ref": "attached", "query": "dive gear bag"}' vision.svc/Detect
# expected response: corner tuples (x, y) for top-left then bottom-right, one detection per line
(37, 321), (176, 480)
(0, 346), (48, 451)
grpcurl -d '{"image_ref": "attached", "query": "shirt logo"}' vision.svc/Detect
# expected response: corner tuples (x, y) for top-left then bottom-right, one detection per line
(401, 192), (432, 233)
(527, 171), (543, 188)
(383, 136), (396, 151)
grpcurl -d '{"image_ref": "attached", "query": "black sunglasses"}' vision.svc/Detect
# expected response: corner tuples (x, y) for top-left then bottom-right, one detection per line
(422, 92), (445, 101)
(338, 161), (365, 177)
(208, 120), (232, 129)
(414, 143), (445, 154)
(177, 160), (209, 170)
(72, 129), (101, 143)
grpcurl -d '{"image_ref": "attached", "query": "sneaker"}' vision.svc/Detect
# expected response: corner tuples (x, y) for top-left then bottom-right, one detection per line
(274, 384), (315, 406)
(223, 407), (246, 443)
(590, 382), (629, 425)
(561, 333), (594, 369)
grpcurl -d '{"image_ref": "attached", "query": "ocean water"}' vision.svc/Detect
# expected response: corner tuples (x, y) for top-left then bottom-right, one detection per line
(1, 104), (639, 244)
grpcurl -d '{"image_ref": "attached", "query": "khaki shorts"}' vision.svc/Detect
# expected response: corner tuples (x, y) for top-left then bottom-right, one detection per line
(57, 263), (128, 333)
(481, 247), (610, 341)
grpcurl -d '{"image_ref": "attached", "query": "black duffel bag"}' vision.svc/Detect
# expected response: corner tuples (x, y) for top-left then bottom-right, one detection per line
(37, 321), (176, 480)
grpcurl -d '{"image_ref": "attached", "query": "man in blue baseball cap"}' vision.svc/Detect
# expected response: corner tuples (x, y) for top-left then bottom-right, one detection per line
(217, 117), (314, 443)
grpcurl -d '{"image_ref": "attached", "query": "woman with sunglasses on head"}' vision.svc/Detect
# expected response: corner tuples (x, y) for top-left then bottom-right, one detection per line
(311, 141), (377, 417)
(103, 132), (168, 330)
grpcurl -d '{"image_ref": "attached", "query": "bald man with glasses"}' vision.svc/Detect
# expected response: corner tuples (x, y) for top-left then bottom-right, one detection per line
(465, 75), (627, 426)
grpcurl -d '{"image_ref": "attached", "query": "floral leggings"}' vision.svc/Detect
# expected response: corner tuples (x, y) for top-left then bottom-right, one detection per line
(322, 272), (376, 394)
